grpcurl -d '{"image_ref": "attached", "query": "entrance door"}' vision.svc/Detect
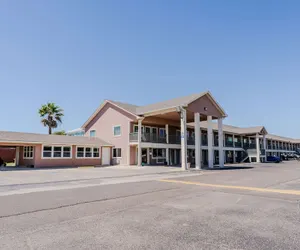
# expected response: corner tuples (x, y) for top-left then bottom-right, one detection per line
(142, 148), (147, 164)
(102, 147), (110, 165)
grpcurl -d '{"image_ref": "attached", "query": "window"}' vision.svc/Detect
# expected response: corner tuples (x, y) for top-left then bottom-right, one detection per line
(113, 125), (121, 136)
(159, 128), (166, 137)
(145, 127), (151, 134)
(24, 146), (34, 159)
(93, 147), (100, 158)
(53, 146), (62, 158)
(63, 146), (71, 158)
(133, 125), (144, 133)
(113, 148), (122, 158)
(42, 146), (72, 158)
(77, 147), (84, 158)
(76, 147), (101, 158)
(90, 130), (96, 137)
(153, 148), (166, 158)
(85, 147), (92, 157)
(43, 146), (52, 158)
(152, 127), (158, 135)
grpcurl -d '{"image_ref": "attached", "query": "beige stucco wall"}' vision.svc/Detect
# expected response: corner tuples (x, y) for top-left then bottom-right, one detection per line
(188, 95), (223, 118)
(84, 103), (136, 165)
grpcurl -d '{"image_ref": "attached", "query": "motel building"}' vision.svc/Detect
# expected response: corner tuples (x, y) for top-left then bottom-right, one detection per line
(0, 131), (112, 168)
(1, 91), (300, 169)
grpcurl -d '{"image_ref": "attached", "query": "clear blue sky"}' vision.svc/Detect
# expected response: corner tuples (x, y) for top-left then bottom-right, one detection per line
(1, 0), (300, 137)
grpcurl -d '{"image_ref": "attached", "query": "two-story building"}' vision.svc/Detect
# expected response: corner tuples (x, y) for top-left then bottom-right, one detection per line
(68, 91), (300, 170)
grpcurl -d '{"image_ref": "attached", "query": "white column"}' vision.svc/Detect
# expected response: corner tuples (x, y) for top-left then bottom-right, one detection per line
(218, 118), (224, 168)
(137, 119), (142, 166)
(147, 148), (150, 164)
(165, 124), (169, 144)
(256, 133), (260, 163)
(165, 124), (169, 165)
(263, 135), (267, 162)
(195, 113), (201, 170)
(166, 148), (169, 165)
(208, 116), (214, 168)
(180, 108), (187, 170)
(15, 146), (20, 166)
(233, 150), (236, 163)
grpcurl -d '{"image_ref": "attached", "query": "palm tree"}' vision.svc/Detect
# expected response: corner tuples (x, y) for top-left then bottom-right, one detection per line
(53, 130), (66, 135)
(38, 103), (64, 134)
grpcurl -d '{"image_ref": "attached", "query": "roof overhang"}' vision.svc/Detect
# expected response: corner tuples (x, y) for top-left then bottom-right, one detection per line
(139, 92), (227, 119)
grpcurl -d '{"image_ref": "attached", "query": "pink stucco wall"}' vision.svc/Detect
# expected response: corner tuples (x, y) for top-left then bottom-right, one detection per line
(17, 144), (109, 168)
(84, 102), (136, 165)
(19, 146), (35, 166)
(34, 145), (103, 168)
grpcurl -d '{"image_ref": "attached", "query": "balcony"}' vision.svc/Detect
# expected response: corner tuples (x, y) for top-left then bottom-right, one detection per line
(235, 141), (242, 148)
(225, 141), (234, 147)
(129, 132), (166, 143)
(244, 143), (256, 149)
(267, 145), (273, 150)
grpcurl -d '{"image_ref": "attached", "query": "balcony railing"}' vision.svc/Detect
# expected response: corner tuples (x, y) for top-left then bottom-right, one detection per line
(129, 132), (166, 143)
(225, 141), (234, 147)
(244, 143), (256, 149)
(235, 142), (242, 148)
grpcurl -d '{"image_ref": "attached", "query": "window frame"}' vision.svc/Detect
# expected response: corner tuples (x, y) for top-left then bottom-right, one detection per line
(23, 146), (34, 159)
(113, 125), (122, 137)
(112, 147), (122, 158)
(89, 130), (96, 137)
(152, 148), (166, 159)
(41, 145), (72, 159)
(75, 146), (101, 159)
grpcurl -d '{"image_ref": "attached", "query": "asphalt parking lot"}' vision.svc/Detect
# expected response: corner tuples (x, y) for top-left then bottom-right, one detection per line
(1, 162), (300, 249)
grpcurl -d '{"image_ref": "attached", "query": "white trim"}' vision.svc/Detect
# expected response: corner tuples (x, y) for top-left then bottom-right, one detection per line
(112, 147), (122, 158)
(113, 125), (122, 137)
(41, 145), (73, 159)
(23, 146), (34, 159)
(75, 146), (101, 159)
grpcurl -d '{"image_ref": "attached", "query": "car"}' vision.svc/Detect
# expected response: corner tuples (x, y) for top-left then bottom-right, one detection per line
(267, 155), (282, 163)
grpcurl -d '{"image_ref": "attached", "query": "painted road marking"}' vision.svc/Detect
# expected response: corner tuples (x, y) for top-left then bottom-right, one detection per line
(159, 179), (300, 196)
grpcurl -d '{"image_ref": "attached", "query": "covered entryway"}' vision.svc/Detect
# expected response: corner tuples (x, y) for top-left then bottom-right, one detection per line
(0, 146), (17, 166)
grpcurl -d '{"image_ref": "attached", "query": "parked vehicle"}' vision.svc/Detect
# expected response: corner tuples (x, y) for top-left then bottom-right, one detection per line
(267, 155), (282, 163)
(280, 154), (289, 161)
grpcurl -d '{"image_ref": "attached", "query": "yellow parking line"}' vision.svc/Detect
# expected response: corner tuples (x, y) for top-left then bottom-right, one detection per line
(159, 179), (300, 196)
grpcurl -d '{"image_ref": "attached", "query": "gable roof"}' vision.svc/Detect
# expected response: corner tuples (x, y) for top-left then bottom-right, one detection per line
(108, 100), (139, 115)
(136, 91), (227, 117)
(82, 92), (227, 128)
(0, 131), (112, 146)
